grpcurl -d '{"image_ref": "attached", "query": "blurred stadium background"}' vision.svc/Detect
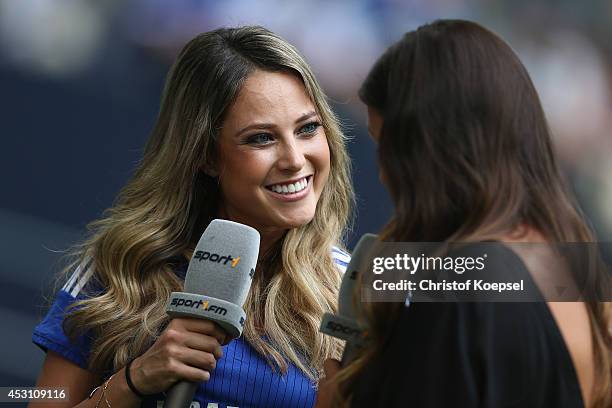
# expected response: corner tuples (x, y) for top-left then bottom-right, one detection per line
(1, 0), (611, 388)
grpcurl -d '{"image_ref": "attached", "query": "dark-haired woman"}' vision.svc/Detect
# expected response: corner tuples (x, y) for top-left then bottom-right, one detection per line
(316, 20), (611, 408)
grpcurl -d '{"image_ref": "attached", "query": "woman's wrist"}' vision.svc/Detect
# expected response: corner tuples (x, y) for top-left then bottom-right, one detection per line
(104, 367), (143, 407)
(124, 358), (147, 398)
(86, 368), (141, 408)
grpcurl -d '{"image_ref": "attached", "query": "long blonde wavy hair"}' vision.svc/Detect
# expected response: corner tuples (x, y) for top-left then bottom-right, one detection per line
(61, 26), (353, 380)
(334, 20), (611, 407)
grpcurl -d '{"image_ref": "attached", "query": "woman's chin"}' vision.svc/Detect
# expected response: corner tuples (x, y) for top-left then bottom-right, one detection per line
(274, 212), (315, 229)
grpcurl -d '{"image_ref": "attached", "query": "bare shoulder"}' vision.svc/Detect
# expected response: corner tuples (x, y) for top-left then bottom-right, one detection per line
(500, 227), (595, 407)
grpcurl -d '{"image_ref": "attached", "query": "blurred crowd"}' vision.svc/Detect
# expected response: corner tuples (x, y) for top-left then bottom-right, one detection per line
(1, 0), (611, 240)
(0, 0), (612, 239)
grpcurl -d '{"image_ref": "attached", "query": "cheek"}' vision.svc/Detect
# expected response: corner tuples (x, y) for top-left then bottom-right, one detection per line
(223, 149), (271, 178)
(218, 151), (270, 197)
(312, 137), (331, 182)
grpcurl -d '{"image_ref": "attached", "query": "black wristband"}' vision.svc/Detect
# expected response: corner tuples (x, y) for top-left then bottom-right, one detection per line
(125, 358), (147, 398)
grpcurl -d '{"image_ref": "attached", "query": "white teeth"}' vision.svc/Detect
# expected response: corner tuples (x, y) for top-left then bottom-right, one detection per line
(269, 177), (309, 195)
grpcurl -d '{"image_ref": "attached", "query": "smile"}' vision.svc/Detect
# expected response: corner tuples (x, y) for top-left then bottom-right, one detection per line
(266, 176), (310, 195)
(264, 176), (312, 202)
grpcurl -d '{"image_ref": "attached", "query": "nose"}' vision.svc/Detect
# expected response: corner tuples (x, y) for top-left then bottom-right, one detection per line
(277, 139), (306, 172)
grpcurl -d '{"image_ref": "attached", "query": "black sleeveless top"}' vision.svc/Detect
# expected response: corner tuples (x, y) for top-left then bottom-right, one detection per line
(351, 245), (585, 408)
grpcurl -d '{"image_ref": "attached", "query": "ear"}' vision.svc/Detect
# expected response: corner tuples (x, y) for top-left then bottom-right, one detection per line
(202, 162), (218, 178)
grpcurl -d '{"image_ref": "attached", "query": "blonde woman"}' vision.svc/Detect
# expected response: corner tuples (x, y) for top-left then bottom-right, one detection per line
(31, 26), (353, 408)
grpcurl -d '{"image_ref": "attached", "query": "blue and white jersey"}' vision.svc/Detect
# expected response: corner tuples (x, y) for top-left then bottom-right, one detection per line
(331, 247), (349, 274)
(32, 247), (350, 408)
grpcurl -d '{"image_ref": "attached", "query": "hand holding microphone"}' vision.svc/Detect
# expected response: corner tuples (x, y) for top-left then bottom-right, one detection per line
(319, 234), (378, 365)
(126, 219), (260, 407)
(127, 318), (227, 394)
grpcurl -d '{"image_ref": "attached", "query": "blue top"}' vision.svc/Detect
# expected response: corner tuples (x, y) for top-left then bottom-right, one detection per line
(32, 248), (351, 408)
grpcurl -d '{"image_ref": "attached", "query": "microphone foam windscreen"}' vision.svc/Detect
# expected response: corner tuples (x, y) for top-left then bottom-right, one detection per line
(184, 219), (260, 307)
(338, 233), (379, 318)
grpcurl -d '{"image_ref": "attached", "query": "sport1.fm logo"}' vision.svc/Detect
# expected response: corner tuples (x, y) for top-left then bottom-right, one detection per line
(170, 297), (228, 316)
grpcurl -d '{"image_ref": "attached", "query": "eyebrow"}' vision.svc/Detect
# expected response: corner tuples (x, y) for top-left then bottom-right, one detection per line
(235, 111), (319, 137)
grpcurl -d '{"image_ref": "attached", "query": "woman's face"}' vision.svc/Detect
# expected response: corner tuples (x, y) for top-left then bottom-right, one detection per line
(366, 106), (383, 142)
(214, 70), (331, 234)
(367, 106), (387, 186)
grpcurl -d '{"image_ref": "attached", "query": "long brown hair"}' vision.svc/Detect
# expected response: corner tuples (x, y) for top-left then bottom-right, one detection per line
(61, 26), (353, 380)
(341, 19), (611, 406)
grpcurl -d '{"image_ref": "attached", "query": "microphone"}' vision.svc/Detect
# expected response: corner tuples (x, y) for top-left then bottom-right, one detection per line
(320, 234), (378, 366)
(164, 219), (260, 408)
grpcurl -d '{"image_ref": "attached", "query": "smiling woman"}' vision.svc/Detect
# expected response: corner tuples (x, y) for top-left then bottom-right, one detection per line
(30, 26), (353, 408)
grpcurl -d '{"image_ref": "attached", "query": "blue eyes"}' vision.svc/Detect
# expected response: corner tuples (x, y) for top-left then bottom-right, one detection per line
(244, 122), (321, 146)
(298, 122), (320, 134)
(248, 133), (275, 145)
